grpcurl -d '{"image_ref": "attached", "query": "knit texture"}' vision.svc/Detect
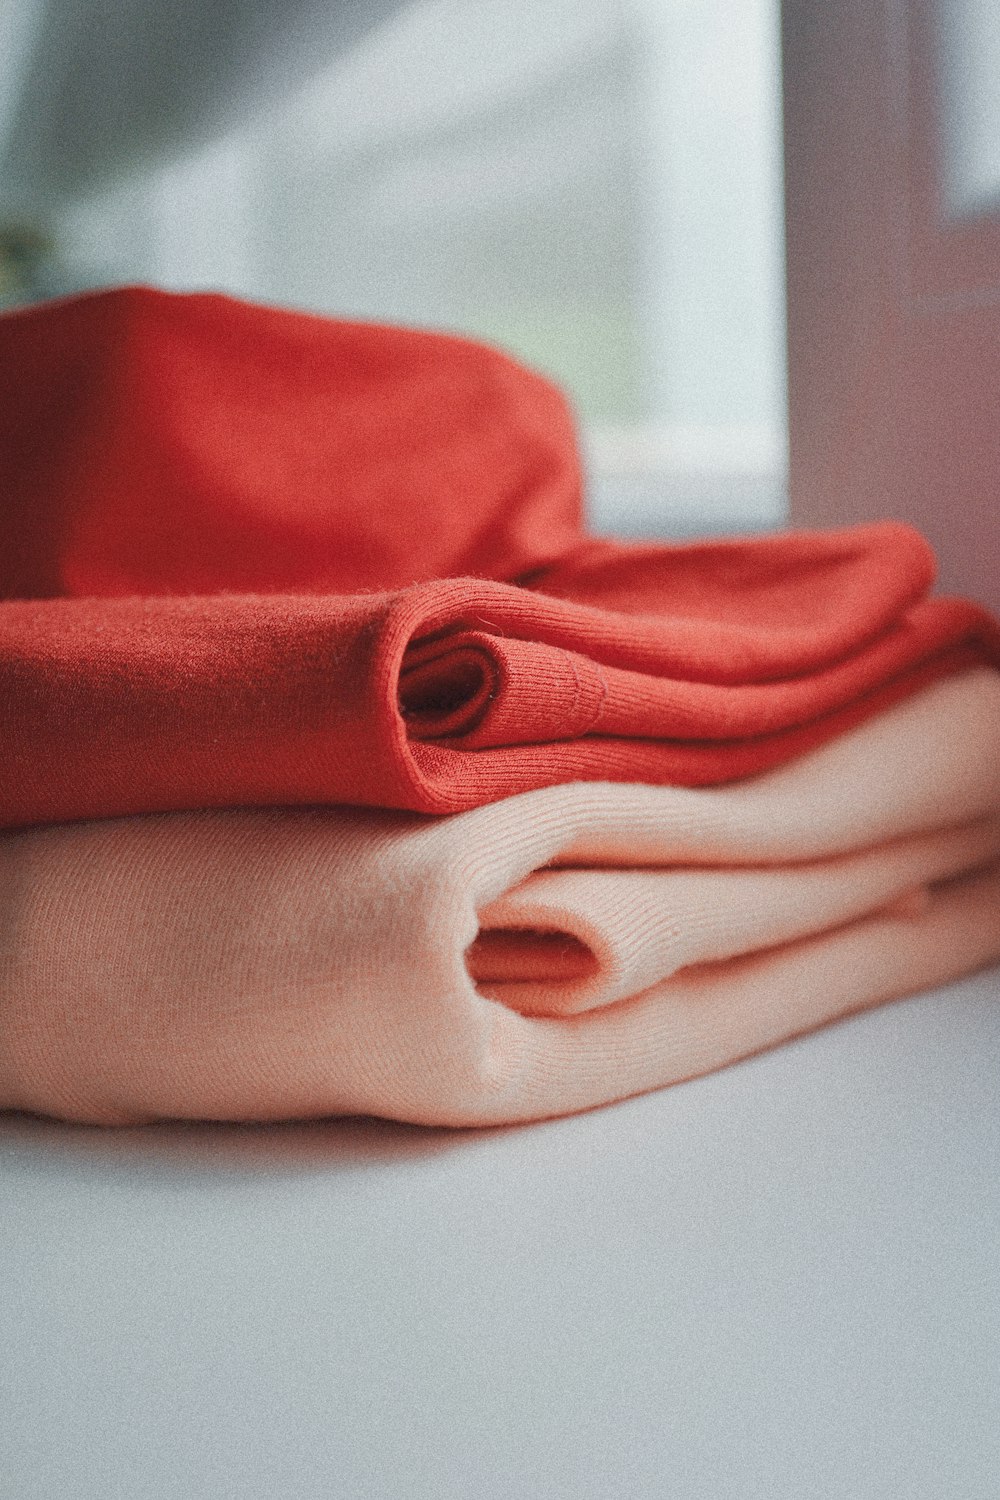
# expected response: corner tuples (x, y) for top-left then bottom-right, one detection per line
(2, 285), (999, 827)
(3, 669), (998, 1127)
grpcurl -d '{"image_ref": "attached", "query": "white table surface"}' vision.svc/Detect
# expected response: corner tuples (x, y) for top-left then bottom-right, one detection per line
(3, 966), (999, 1500)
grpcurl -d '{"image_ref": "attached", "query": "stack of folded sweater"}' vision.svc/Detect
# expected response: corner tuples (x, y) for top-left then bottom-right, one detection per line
(1, 286), (998, 1126)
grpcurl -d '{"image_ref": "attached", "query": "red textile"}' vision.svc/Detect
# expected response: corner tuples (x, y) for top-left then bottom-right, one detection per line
(2, 285), (998, 828)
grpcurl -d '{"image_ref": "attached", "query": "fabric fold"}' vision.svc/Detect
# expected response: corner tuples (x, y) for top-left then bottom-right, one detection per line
(469, 816), (1000, 1015)
(3, 548), (998, 829)
(2, 669), (998, 1128)
(2, 285), (999, 830)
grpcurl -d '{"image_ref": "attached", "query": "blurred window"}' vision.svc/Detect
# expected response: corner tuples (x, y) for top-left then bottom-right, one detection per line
(8, 0), (787, 537)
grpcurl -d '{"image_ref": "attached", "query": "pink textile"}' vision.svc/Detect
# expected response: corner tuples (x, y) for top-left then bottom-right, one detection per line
(2, 670), (998, 1127)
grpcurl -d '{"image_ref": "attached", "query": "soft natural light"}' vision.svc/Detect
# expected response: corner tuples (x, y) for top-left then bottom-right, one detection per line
(6, 0), (788, 536)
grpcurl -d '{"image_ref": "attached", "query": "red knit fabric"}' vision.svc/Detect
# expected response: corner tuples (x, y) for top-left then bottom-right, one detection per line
(2, 285), (998, 828)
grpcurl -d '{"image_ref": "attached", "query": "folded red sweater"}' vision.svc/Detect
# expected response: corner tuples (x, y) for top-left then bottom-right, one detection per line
(2, 285), (998, 827)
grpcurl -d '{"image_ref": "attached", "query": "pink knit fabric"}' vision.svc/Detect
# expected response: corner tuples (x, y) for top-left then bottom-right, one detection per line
(2, 669), (998, 1127)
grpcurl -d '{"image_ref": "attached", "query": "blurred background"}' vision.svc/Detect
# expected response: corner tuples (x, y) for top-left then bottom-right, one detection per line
(0, 0), (787, 537)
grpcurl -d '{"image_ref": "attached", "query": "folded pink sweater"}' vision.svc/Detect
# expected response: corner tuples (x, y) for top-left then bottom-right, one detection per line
(2, 669), (998, 1127)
